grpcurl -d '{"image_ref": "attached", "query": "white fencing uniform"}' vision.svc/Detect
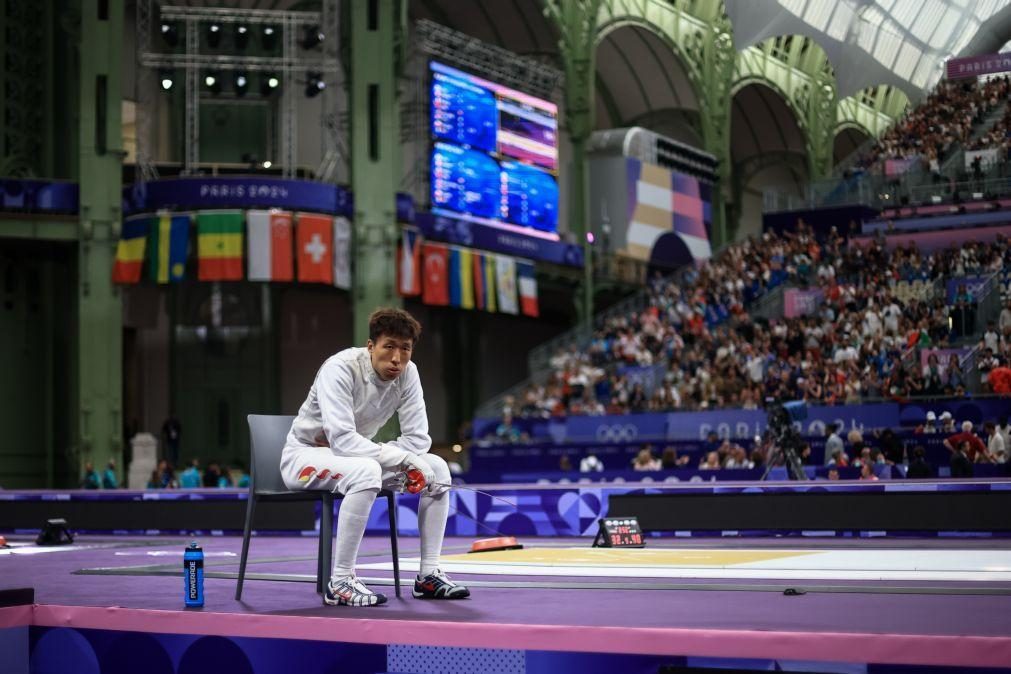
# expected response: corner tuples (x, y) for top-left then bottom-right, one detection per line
(280, 347), (450, 495)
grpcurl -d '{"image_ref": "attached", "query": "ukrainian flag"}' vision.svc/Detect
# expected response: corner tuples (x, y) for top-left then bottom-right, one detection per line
(197, 211), (244, 281)
(146, 212), (191, 283)
(112, 216), (149, 284)
(448, 247), (474, 309)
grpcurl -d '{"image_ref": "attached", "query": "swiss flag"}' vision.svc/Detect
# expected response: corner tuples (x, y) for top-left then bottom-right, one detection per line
(296, 213), (333, 284)
(421, 242), (450, 306)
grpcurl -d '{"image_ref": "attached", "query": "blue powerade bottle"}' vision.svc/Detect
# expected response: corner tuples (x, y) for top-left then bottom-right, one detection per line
(184, 542), (204, 607)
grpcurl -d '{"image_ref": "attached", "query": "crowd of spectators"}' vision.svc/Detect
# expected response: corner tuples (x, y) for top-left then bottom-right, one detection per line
(852, 76), (1010, 172)
(81, 457), (249, 489)
(502, 225), (1011, 425)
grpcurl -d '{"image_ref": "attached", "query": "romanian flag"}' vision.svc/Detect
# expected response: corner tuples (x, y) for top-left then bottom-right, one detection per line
(247, 209), (293, 282)
(146, 212), (190, 283)
(197, 211), (244, 281)
(112, 216), (148, 284)
(448, 247), (474, 309)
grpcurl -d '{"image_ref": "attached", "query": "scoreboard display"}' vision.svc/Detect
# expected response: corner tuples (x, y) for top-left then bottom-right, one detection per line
(593, 517), (646, 548)
(429, 60), (559, 236)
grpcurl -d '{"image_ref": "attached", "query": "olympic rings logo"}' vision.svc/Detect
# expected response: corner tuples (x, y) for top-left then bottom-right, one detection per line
(595, 424), (639, 443)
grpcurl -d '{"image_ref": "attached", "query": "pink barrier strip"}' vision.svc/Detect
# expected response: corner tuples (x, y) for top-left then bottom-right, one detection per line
(0, 605), (32, 628)
(29, 604), (1011, 668)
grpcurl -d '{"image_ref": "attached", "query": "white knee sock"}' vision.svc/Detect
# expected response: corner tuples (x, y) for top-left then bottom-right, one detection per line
(418, 490), (449, 577)
(332, 488), (378, 579)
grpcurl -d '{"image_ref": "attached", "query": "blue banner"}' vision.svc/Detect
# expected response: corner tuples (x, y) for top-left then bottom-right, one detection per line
(668, 403), (902, 441)
(567, 412), (669, 443)
(946, 275), (989, 303)
(1, 178), (78, 213)
(123, 177), (417, 223)
(416, 212), (584, 267)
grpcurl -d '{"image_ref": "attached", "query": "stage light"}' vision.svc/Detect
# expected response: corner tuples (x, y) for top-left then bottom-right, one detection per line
(159, 69), (174, 91)
(301, 25), (324, 50)
(586, 232), (595, 244)
(304, 72), (325, 98)
(262, 25), (277, 50)
(234, 73), (248, 96)
(260, 73), (280, 96)
(204, 72), (221, 94)
(235, 24), (249, 49)
(207, 22), (221, 48)
(160, 21), (179, 47)
(262, 160), (272, 168)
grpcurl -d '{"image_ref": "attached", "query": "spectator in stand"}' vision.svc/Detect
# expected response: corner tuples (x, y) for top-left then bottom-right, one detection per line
(179, 459), (201, 488)
(950, 440), (974, 478)
(660, 447), (689, 469)
(985, 422), (1007, 464)
(154, 459), (178, 489)
(999, 301), (1011, 337)
(939, 411), (956, 434)
(495, 413), (523, 444)
(859, 462), (879, 481)
(824, 423), (844, 465)
(202, 462), (222, 488)
(699, 451), (722, 470)
(943, 421), (991, 463)
(998, 416), (1011, 450)
(917, 411), (939, 434)
(632, 446), (661, 471)
(906, 445), (934, 478)
(827, 467), (841, 481)
(878, 428), (904, 465)
(724, 445), (754, 469)
(101, 459), (119, 489)
(579, 450), (604, 473)
(80, 462), (100, 490)
(558, 455), (574, 472)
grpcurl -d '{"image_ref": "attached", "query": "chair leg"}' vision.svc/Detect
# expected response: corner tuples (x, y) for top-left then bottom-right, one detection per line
(235, 493), (256, 600)
(386, 490), (401, 598)
(319, 493), (334, 597)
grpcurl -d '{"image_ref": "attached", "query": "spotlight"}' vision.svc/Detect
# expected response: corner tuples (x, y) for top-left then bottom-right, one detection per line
(235, 24), (249, 49)
(160, 21), (179, 47)
(300, 25), (324, 50)
(262, 25), (277, 50)
(304, 71), (325, 98)
(262, 160), (272, 169)
(204, 72), (220, 94)
(260, 73), (280, 96)
(234, 72), (248, 96)
(207, 22), (221, 48)
(159, 69), (174, 91)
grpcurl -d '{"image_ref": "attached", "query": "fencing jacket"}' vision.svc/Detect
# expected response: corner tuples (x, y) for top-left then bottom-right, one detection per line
(286, 347), (432, 458)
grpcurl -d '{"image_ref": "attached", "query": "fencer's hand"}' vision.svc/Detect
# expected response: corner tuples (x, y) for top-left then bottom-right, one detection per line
(377, 443), (412, 470)
(402, 453), (436, 491)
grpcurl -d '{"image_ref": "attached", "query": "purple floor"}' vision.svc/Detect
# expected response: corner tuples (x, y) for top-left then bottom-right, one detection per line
(5, 534), (1011, 638)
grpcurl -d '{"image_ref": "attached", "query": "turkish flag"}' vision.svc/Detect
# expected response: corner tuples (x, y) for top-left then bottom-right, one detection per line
(421, 242), (450, 306)
(296, 213), (333, 284)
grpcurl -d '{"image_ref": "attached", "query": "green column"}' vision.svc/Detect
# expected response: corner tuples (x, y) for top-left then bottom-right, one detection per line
(695, 20), (735, 247)
(348, 0), (403, 346)
(76, 0), (124, 482)
(805, 76), (837, 180)
(546, 0), (602, 326)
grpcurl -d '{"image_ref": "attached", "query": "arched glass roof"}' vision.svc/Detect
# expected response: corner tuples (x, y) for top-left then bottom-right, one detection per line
(726, 0), (1011, 99)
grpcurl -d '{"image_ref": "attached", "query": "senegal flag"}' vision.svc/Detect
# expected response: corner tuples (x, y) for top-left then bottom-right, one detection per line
(197, 210), (244, 281)
(112, 215), (149, 284)
(146, 212), (191, 283)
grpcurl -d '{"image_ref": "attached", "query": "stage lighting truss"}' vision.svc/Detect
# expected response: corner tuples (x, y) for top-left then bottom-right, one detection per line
(415, 19), (561, 102)
(136, 1), (339, 178)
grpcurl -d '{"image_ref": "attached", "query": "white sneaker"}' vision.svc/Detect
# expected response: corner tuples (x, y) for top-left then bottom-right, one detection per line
(324, 574), (388, 606)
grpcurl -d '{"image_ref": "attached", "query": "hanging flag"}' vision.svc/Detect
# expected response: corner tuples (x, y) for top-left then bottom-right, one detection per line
(247, 209), (293, 282)
(484, 254), (497, 313)
(197, 210), (244, 281)
(112, 215), (149, 284)
(421, 242), (450, 306)
(517, 260), (539, 317)
(472, 251), (486, 310)
(448, 247), (474, 309)
(296, 212), (333, 284)
(397, 228), (422, 296)
(146, 212), (190, 283)
(333, 216), (352, 290)
(496, 254), (518, 315)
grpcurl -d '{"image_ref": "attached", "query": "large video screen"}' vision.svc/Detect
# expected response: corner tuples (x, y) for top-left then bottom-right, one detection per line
(429, 60), (559, 238)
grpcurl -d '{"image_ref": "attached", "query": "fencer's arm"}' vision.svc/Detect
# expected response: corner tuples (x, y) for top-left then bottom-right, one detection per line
(386, 364), (432, 456)
(317, 359), (382, 458)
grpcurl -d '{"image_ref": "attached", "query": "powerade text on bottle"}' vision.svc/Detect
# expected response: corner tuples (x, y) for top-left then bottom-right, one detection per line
(184, 542), (204, 607)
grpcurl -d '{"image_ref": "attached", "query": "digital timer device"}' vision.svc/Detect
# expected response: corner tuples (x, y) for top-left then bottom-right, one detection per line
(593, 517), (645, 548)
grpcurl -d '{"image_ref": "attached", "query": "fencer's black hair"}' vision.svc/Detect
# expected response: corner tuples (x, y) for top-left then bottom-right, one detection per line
(368, 307), (422, 345)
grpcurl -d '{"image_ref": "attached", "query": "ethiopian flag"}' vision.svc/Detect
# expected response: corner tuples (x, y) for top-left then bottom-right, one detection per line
(146, 212), (191, 283)
(197, 211), (244, 281)
(112, 215), (149, 284)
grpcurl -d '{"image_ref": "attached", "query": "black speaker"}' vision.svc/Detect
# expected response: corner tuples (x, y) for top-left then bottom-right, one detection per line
(36, 518), (74, 546)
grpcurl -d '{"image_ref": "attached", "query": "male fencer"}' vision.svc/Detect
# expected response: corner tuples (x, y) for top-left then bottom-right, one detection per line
(281, 307), (469, 605)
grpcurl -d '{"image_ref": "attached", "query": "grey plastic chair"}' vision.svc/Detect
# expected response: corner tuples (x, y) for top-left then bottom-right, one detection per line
(235, 414), (401, 602)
